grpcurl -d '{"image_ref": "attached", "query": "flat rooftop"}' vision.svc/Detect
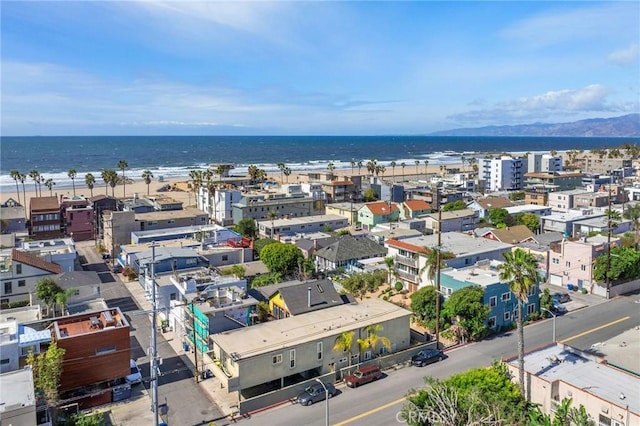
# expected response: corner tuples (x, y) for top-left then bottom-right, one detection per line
(54, 308), (129, 339)
(509, 343), (639, 416)
(269, 214), (347, 228)
(214, 298), (411, 360)
(0, 367), (35, 412)
(441, 260), (506, 288)
(387, 231), (512, 257)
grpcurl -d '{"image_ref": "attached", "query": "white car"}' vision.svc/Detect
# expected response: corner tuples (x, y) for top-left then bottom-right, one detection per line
(125, 359), (142, 385)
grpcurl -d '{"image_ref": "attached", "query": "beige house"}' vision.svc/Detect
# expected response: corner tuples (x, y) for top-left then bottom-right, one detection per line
(506, 343), (639, 426)
(210, 298), (411, 395)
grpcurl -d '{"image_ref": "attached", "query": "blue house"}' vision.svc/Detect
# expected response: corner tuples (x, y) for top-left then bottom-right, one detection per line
(440, 259), (540, 331)
(134, 247), (209, 275)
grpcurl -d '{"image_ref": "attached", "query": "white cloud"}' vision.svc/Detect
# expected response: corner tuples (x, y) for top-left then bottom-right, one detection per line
(608, 43), (640, 66)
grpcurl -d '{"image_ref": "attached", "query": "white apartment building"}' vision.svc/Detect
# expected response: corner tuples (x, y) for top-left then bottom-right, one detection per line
(527, 153), (563, 173)
(480, 156), (526, 192)
(198, 187), (243, 226)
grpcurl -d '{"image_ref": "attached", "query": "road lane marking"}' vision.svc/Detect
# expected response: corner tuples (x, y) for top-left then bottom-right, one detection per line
(559, 316), (630, 343)
(333, 396), (406, 426)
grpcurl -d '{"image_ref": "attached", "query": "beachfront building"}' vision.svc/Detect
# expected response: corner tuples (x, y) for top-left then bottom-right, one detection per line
(313, 235), (387, 272)
(527, 153), (563, 173)
(547, 235), (620, 292)
(422, 208), (479, 234)
(0, 198), (27, 235)
(440, 259), (540, 331)
(209, 298), (411, 396)
(505, 342), (639, 425)
(384, 232), (513, 293)
(257, 214), (348, 239)
(479, 156), (526, 192)
(130, 224), (238, 245)
(358, 201), (401, 230)
(29, 196), (63, 240)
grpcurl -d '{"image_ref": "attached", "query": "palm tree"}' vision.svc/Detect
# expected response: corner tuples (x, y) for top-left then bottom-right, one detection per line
(277, 162), (286, 183)
(43, 178), (55, 196)
(18, 172), (27, 210)
(333, 331), (355, 366)
(117, 160), (128, 197)
(498, 248), (539, 398)
(84, 173), (95, 198)
(384, 256), (396, 290)
(400, 162), (406, 181)
(366, 159), (377, 175)
(101, 170), (110, 195)
(267, 210), (278, 238)
(358, 324), (391, 357)
(283, 167), (292, 183)
(418, 248), (454, 286)
(624, 203), (640, 249)
(375, 165), (385, 176)
(142, 170), (154, 195)
(247, 165), (260, 182)
(424, 160), (429, 180)
(350, 160), (356, 175)
(55, 288), (76, 316)
(327, 162), (336, 174)
(357, 160), (363, 175)
(460, 155), (466, 172)
(414, 160), (420, 178)
(29, 170), (41, 196)
(390, 161), (397, 182)
(102, 169), (118, 197)
(67, 168), (77, 196)
(10, 170), (22, 204)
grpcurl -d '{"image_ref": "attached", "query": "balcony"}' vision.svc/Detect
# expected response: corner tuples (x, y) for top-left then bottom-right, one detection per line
(395, 255), (417, 267)
(397, 270), (418, 283)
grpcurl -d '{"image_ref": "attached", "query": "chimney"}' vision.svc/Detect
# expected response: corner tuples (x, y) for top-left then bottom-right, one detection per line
(308, 287), (312, 308)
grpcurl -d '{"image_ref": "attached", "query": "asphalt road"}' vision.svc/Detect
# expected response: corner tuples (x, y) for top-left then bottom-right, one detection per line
(235, 295), (640, 426)
(76, 241), (225, 426)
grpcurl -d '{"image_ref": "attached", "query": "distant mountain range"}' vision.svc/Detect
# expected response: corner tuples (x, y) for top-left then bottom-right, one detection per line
(429, 114), (640, 137)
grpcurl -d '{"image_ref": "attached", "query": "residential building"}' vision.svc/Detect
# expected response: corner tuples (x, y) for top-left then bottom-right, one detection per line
(231, 194), (325, 225)
(29, 196), (63, 240)
(547, 189), (590, 212)
(547, 235), (619, 291)
(131, 224), (239, 245)
(53, 271), (102, 310)
(89, 194), (118, 241)
(0, 367), (36, 426)
(523, 171), (583, 193)
(103, 210), (137, 257)
(210, 298), (411, 395)
(325, 201), (365, 226)
(59, 195), (95, 241)
(573, 191), (611, 209)
(624, 184), (640, 202)
(440, 259), (540, 330)
(136, 207), (209, 232)
(524, 190), (549, 206)
(573, 153), (633, 175)
(321, 176), (358, 203)
(358, 201), (400, 230)
(466, 196), (514, 219)
(0, 249), (62, 308)
(0, 198), (27, 234)
(0, 306), (42, 373)
(258, 214), (348, 238)
(198, 187), (243, 226)
(313, 235), (387, 272)
(479, 156), (526, 192)
(400, 199), (432, 220)
(527, 153), (563, 173)
(422, 208), (479, 233)
(385, 232), (513, 292)
(540, 208), (605, 237)
(20, 238), (77, 272)
(572, 216), (632, 237)
(481, 225), (535, 244)
(505, 342), (639, 426)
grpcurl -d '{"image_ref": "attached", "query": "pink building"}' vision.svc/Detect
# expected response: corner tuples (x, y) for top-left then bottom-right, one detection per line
(60, 195), (95, 241)
(547, 235), (619, 292)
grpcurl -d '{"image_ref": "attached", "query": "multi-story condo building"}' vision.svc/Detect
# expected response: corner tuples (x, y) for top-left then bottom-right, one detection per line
(258, 214), (348, 238)
(231, 194), (325, 225)
(479, 156), (526, 192)
(60, 195), (95, 241)
(29, 196), (63, 240)
(527, 153), (563, 173)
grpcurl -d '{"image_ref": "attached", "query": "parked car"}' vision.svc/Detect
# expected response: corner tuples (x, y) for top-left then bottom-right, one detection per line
(125, 359), (142, 385)
(344, 364), (382, 388)
(411, 349), (445, 367)
(551, 300), (568, 314)
(552, 292), (571, 304)
(297, 382), (336, 406)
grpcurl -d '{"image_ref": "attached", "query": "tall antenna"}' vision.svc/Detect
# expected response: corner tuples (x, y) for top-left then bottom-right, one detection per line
(435, 187), (442, 349)
(150, 241), (160, 426)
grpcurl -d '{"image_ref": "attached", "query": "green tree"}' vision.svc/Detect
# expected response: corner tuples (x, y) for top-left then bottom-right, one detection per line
(35, 278), (62, 317)
(117, 160), (128, 197)
(251, 272), (282, 287)
(234, 218), (258, 238)
(84, 173), (96, 198)
(624, 203), (640, 249)
(29, 169), (41, 196)
(442, 286), (490, 341)
(259, 243), (304, 277)
(253, 237), (277, 257)
(442, 200), (467, 212)
(56, 288), (76, 316)
(540, 288), (553, 315)
(358, 324), (391, 356)
(333, 331), (355, 366)
(390, 161), (397, 182)
(362, 187), (378, 201)
(498, 248), (539, 398)
(418, 248), (454, 286)
(509, 191), (525, 201)
(43, 178), (55, 196)
(410, 286), (441, 328)
(489, 208), (510, 226)
(65, 412), (106, 426)
(593, 246), (640, 282)
(517, 212), (540, 232)
(67, 169), (77, 196)
(327, 162), (336, 174)
(141, 170), (154, 195)
(27, 341), (66, 407)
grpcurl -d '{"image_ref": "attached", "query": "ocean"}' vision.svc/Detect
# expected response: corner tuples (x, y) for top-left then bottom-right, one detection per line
(1, 135), (637, 193)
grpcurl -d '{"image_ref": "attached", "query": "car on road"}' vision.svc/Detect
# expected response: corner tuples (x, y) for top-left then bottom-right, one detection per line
(344, 364), (383, 388)
(551, 300), (568, 314)
(411, 349), (445, 367)
(552, 292), (571, 304)
(126, 359), (142, 385)
(296, 382), (336, 406)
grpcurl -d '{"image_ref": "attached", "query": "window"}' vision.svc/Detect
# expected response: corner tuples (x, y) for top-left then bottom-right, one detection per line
(581, 265), (587, 271)
(4, 282), (12, 295)
(16, 264), (22, 274)
(222, 255), (228, 262)
(488, 317), (496, 328)
(96, 345), (116, 355)
(489, 296), (497, 307)
(317, 342), (323, 361)
(504, 311), (511, 321)
(364, 350), (372, 361)
(272, 354), (283, 364)
(565, 261), (571, 267)
(527, 304), (535, 314)
(0, 358), (9, 365)
(170, 293), (177, 301)
(501, 292), (511, 302)
(552, 258), (559, 264)
(18, 280), (25, 287)
(289, 349), (296, 368)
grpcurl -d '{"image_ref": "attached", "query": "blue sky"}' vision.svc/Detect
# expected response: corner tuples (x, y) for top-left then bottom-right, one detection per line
(1, 1), (638, 136)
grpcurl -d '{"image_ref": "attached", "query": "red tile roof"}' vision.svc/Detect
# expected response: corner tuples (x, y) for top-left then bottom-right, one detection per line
(385, 238), (426, 253)
(11, 249), (62, 274)
(404, 200), (431, 211)
(366, 201), (399, 215)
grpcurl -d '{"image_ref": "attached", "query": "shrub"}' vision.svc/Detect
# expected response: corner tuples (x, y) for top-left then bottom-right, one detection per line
(581, 287), (588, 294)
(8, 300), (30, 309)
(394, 282), (403, 292)
(527, 312), (540, 322)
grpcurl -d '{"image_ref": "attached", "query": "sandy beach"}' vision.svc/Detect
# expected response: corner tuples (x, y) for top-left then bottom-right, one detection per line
(1, 162), (462, 211)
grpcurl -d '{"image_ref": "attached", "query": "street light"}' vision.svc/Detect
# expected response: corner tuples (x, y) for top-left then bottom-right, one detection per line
(540, 308), (556, 342)
(314, 378), (329, 426)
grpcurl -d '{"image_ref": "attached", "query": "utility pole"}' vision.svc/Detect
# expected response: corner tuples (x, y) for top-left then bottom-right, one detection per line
(435, 187), (442, 349)
(191, 302), (199, 382)
(606, 181), (612, 300)
(150, 242), (160, 426)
